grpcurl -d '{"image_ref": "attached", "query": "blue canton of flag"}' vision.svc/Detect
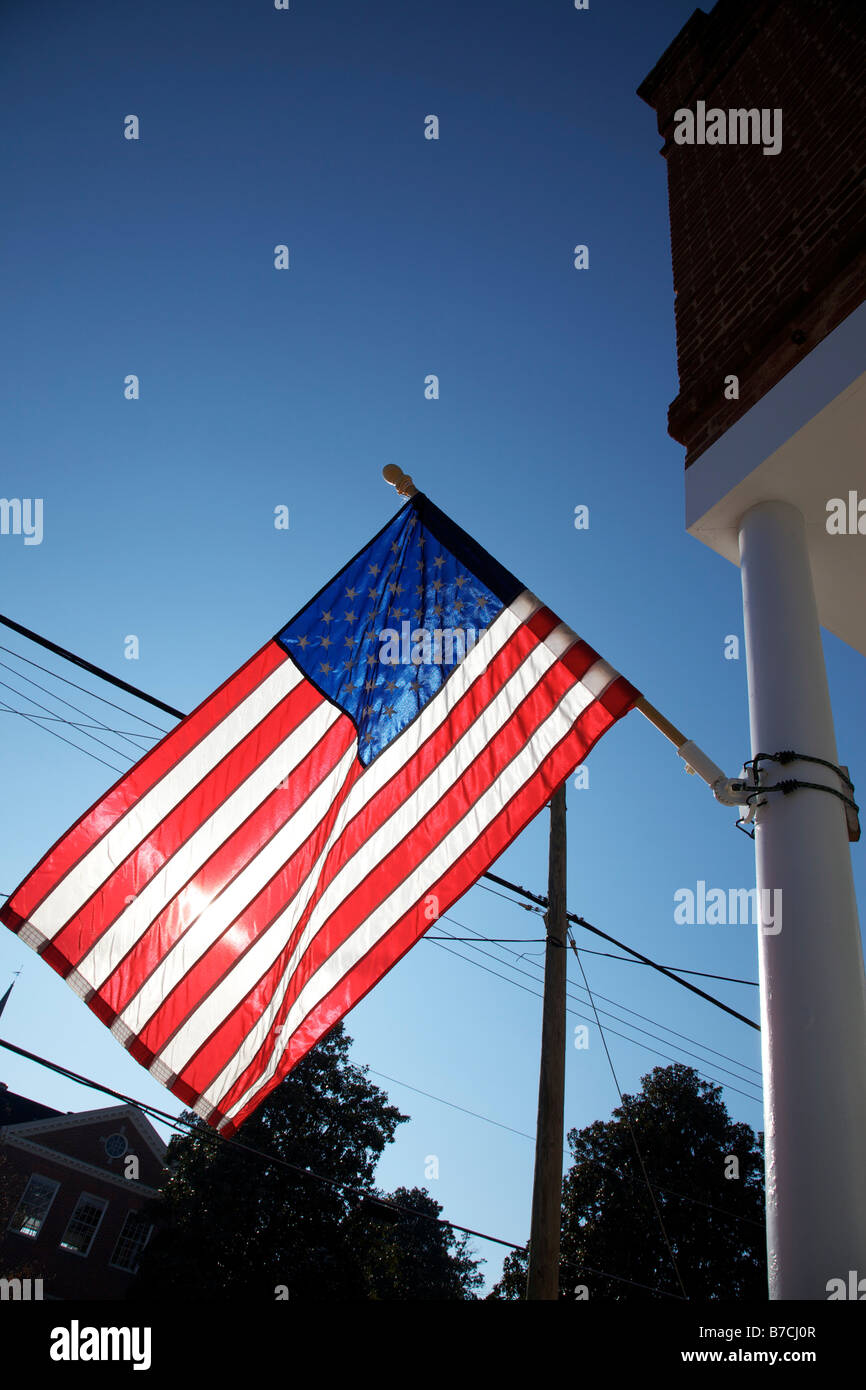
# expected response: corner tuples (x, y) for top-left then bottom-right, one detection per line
(276, 495), (522, 764)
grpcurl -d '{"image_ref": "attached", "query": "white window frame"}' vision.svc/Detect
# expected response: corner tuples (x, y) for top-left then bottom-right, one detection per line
(108, 1209), (153, 1274)
(59, 1191), (108, 1257)
(7, 1173), (60, 1239)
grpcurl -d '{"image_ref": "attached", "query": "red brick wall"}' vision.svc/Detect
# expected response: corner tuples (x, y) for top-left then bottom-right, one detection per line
(638, 0), (866, 465)
(0, 1145), (159, 1300)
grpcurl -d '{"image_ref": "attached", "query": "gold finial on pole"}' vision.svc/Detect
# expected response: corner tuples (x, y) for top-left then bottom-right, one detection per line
(382, 465), (418, 498)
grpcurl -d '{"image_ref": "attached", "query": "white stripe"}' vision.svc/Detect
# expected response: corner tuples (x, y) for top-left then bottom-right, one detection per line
(510, 590), (541, 623)
(118, 742), (358, 1037)
(156, 606), (548, 1080)
(219, 674), (598, 1122)
(30, 660), (303, 941)
(81, 700), (341, 992)
(579, 658), (619, 698)
(528, 608), (621, 695)
(543, 621), (579, 659)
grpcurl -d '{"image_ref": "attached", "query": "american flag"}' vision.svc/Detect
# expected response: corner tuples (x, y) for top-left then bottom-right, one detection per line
(1, 494), (638, 1134)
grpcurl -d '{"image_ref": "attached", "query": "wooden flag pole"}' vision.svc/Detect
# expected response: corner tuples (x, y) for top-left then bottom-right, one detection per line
(633, 695), (687, 750)
(525, 779), (568, 1300)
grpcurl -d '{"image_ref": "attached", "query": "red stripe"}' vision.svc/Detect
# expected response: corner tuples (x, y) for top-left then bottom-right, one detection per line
(43, 677), (324, 975)
(217, 674), (638, 1133)
(6, 642), (287, 927)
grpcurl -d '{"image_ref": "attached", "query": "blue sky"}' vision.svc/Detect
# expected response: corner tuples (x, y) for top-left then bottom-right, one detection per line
(1, 0), (863, 1295)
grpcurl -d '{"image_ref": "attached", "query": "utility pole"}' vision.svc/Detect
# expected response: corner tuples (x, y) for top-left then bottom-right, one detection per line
(526, 779), (568, 1299)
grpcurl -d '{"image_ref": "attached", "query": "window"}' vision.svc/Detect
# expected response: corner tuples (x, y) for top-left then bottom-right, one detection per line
(104, 1133), (128, 1159)
(8, 1174), (60, 1238)
(109, 1210), (153, 1273)
(59, 1193), (107, 1256)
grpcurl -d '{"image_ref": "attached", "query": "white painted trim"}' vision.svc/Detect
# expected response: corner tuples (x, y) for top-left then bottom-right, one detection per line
(108, 1212), (154, 1274)
(685, 301), (866, 530)
(59, 1190), (108, 1258)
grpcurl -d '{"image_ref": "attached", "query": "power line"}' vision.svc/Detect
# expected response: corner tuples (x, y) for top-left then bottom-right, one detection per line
(424, 935), (547, 942)
(0, 614), (183, 722)
(0, 698), (126, 774)
(425, 936), (762, 1105)
(434, 913), (763, 1093)
(0, 707), (160, 739)
(0, 1033), (515, 1251)
(567, 929), (687, 1300)
(0, 969), (760, 1233)
(369, 1067), (763, 1230)
(445, 910), (763, 1079)
(0, 665), (148, 765)
(0, 1032), (687, 1299)
(575, 950), (760, 988)
(564, 1261), (685, 1299)
(483, 872), (760, 1032)
(0, 653), (154, 754)
(0, 680), (142, 766)
(0, 640), (169, 734)
(476, 882), (759, 986)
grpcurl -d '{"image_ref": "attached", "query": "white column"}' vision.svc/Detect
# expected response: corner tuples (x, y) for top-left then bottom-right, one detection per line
(739, 499), (866, 1300)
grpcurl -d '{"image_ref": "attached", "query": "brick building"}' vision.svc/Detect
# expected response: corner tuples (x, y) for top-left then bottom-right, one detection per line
(638, 0), (866, 1299)
(638, 0), (865, 467)
(0, 1082), (166, 1299)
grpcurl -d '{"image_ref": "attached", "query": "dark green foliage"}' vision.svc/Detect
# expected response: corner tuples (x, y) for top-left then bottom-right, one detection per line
(489, 1064), (766, 1301)
(130, 1023), (481, 1300)
(346, 1185), (483, 1300)
(0, 1147), (46, 1282)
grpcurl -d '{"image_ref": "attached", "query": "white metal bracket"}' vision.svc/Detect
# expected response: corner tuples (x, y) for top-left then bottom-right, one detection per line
(676, 739), (757, 822)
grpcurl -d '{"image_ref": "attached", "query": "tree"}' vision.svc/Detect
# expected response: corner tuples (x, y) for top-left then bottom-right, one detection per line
(0, 1147), (46, 1283)
(130, 1023), (481, 1300)
(347, 1186), (483, 1300)
(489, 1064), (766, 1300)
